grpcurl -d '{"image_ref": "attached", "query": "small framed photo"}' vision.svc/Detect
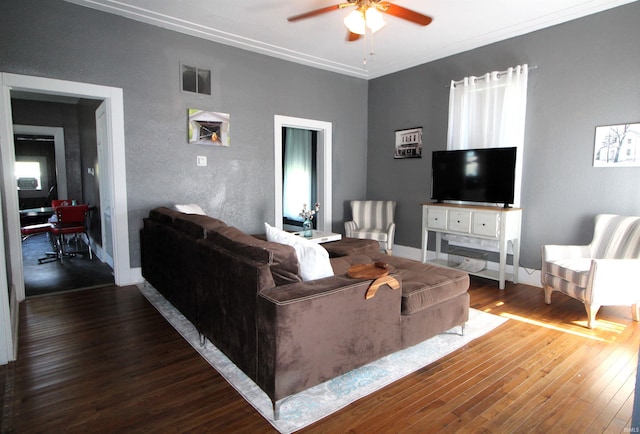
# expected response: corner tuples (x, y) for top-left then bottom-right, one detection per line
(394, 127), (422, 159)
(188, 109), (230, 146)
(593, 122), (640, 167)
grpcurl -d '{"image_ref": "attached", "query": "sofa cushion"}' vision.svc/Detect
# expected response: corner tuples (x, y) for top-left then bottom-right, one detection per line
(544, 274), (586, 302)
(544, 258), (591, 288)
(174, 214), (228, 239)
(542, 257), (592, 303)
(265, 223), (334, 281)
(149, 207), (184, 225)
(378, 256), (469, 315)
(208, 226), (301, 286)
(323, 237), (381, 258)
(329, 254), (378, 276)
(351, 229), (388, 242)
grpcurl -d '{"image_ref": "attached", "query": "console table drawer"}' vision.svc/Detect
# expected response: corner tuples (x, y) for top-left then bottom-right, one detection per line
(448, 211), (471, 233)
(427, 207), (447, 230)
(472, 212), (500, 238)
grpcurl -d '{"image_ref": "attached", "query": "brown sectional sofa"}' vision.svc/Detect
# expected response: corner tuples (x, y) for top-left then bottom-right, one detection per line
(141, 207), (470, 418)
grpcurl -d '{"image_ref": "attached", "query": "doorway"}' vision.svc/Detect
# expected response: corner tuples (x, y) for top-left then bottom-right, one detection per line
(274, 115), (333, 232)
(11, 120), (114, 298)
(14, 133), (58, 212)
(282, 127), (318, 231)
(0, 73), (134, 363)
(13, 125), (68, 202)
(12, 100), (114, 297)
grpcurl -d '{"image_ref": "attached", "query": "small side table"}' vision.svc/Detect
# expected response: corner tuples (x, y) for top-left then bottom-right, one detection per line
(293, 230), (342, 244)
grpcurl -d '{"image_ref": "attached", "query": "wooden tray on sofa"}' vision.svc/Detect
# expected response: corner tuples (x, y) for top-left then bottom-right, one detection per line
(348, 262), (399, 300)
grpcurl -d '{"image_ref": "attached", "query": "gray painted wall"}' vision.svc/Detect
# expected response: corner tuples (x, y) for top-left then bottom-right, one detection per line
(367, 2), (640, 268)
(1, 0), (369, 268)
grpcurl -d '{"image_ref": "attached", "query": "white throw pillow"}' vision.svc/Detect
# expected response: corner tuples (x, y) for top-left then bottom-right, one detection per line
(174, 203), (206, 215)
(264, 223), (334, 281)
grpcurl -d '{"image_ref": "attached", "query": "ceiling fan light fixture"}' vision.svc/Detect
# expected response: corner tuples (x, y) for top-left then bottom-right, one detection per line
(344, 10), (366, 35)
(344, 6), (386, 35)
(365, 7), (386, 33)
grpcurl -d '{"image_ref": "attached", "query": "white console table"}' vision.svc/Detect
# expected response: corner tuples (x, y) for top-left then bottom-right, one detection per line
(421, 203), (522, 289)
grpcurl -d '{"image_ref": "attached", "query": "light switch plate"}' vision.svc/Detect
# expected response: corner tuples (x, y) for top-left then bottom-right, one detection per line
(197, 156), (207, 167)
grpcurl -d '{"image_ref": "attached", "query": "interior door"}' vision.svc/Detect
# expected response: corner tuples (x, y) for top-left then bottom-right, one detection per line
(274, 115), (332, 233)
(95, 102), (114, 267)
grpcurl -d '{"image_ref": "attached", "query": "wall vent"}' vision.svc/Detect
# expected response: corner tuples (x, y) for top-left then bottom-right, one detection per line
(181, 64), (211, 95)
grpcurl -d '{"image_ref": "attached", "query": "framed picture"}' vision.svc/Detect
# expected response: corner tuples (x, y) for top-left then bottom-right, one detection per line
(394, 127), (422, 159)
(188, 109), (230, 146)
(593, 122), (640, 167)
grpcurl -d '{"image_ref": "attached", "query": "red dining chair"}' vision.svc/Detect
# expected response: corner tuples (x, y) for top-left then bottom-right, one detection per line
(51, 204), (92, 263)
(48, 199), (75, 225)
(20, 222), (52, 242)
(51, 199), (74, 209)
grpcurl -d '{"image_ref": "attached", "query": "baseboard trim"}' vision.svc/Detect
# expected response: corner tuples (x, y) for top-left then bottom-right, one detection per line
(121, 266), (144, 286)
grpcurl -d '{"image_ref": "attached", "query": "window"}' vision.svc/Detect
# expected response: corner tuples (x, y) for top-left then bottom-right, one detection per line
(15, 161), (42, 190)
(447, 64), (529, 206)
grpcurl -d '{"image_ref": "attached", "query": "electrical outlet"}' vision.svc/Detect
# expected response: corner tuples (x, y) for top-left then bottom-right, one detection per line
(197, 156), (207, 167)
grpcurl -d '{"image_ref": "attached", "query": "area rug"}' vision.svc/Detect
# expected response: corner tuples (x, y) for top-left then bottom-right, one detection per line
(138, 283), (507, 433)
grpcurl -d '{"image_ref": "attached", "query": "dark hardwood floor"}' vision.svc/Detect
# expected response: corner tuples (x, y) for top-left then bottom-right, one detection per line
(21, 234), (114, 297)
(2, 277), (638, 433)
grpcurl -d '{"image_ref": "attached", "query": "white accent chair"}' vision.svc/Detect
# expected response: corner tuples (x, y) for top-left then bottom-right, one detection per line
(542, 214), (640, 328)
(344, 200), (396, 255)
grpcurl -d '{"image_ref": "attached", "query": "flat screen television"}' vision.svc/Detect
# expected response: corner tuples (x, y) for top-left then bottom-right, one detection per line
(431, 147), (517, 208)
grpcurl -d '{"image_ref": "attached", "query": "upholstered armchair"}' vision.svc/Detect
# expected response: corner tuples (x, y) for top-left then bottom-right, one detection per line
(542, 214), (640, 328)
(344, 200), (396, 255)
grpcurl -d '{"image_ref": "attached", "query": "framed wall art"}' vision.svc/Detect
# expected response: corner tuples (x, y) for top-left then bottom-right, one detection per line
(593, 122), (640, 167)
(188, 109), (230, 146)
(394, 127), (422, 159)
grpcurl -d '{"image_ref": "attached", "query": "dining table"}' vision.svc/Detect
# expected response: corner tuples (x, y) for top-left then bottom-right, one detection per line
(19, 206), (54, 225)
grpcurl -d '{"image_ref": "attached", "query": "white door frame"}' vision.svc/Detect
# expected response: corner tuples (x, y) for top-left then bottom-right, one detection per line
(0, 73), (135, 362)
(95, 101), (114, 268)
(0, 187), (12, 364)
(274, 115), (332, 232)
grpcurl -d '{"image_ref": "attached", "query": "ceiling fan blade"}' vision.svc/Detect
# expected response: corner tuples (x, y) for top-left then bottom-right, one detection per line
(287, 4), (342, 22)
(378, 2), (433, 26)
(347, 31), (362, 42)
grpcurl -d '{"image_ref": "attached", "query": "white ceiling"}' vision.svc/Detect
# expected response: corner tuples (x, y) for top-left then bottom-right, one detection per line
(65, 0), (636, 79)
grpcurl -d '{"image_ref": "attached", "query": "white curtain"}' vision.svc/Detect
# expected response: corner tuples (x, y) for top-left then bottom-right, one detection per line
(283, 128), (313, 221)
(447, 64), (528, 206)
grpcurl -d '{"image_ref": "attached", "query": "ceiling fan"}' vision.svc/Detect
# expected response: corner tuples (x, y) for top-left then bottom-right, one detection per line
(287, 0), (432, 42)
